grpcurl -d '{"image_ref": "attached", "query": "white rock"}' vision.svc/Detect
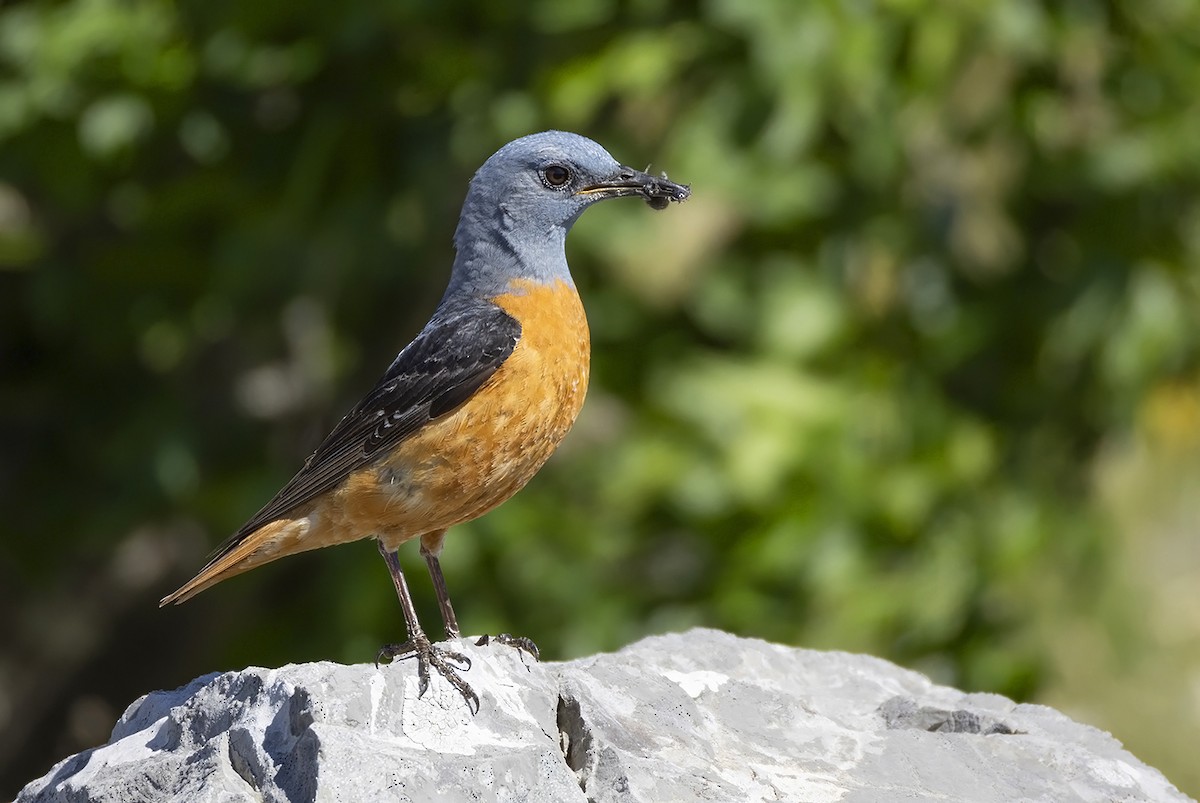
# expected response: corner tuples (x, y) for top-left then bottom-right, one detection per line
(18, 629), (1191, 803)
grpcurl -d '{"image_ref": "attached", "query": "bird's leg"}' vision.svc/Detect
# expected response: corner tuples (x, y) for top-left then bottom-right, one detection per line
(419, 531), (461, 640)
(418, 533), (541, 664)
(375, 539), (478, 714)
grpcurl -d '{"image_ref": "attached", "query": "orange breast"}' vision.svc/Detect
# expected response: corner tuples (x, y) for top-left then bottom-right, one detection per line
(325, 278), (590, 548)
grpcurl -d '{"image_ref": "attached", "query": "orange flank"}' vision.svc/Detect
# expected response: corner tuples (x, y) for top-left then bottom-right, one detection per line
(160, 278), (589, 604)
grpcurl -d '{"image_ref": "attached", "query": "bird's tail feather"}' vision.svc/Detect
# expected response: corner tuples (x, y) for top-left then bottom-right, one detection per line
(159, 518), (308, 606)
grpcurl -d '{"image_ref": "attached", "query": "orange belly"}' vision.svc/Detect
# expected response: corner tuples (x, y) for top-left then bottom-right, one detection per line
(324, 278), (590, 549)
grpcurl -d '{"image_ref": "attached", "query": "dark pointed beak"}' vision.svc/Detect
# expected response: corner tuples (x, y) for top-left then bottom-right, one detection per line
(576, 165), (691, 209)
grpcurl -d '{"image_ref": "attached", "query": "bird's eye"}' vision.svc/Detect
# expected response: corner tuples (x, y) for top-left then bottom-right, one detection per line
(542, 165), (572, 188)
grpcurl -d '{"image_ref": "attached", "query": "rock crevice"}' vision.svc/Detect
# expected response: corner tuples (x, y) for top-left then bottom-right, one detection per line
(556, 693), (593, 787)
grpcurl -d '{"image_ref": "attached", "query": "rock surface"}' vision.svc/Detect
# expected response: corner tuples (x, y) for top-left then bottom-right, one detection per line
(18, 628), (1191, 803)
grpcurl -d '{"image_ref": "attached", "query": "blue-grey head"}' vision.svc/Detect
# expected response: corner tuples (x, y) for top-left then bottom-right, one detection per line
(449, 131), (689, 295)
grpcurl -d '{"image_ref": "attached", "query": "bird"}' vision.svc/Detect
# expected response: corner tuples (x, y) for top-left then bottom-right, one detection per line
(160, 130), (690, 711)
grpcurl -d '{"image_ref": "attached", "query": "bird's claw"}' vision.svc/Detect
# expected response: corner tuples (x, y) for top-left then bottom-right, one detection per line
(476, 632), (540, 662)
(377, 636), (479, 714)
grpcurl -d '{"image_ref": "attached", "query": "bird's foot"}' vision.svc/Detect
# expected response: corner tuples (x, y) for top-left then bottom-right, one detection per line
(376, 635), (479, 714)
(475, 632), (540, 662)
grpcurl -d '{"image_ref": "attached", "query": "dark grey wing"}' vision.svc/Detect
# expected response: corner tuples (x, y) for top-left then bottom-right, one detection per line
(214, 299), (521, 554)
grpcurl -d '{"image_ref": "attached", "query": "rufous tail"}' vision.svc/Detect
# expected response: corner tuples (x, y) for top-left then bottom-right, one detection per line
(159, 518), (308, 606)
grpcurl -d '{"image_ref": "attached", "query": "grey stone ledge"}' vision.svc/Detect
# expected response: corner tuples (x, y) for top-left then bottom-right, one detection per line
(18, 628), (1192, 803)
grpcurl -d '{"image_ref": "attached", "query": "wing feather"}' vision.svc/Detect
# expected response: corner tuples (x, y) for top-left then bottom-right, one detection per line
(209, 298), (521, 558)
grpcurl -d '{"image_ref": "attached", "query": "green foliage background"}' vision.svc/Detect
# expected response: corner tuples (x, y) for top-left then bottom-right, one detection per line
(2, 0), (1198, 796)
